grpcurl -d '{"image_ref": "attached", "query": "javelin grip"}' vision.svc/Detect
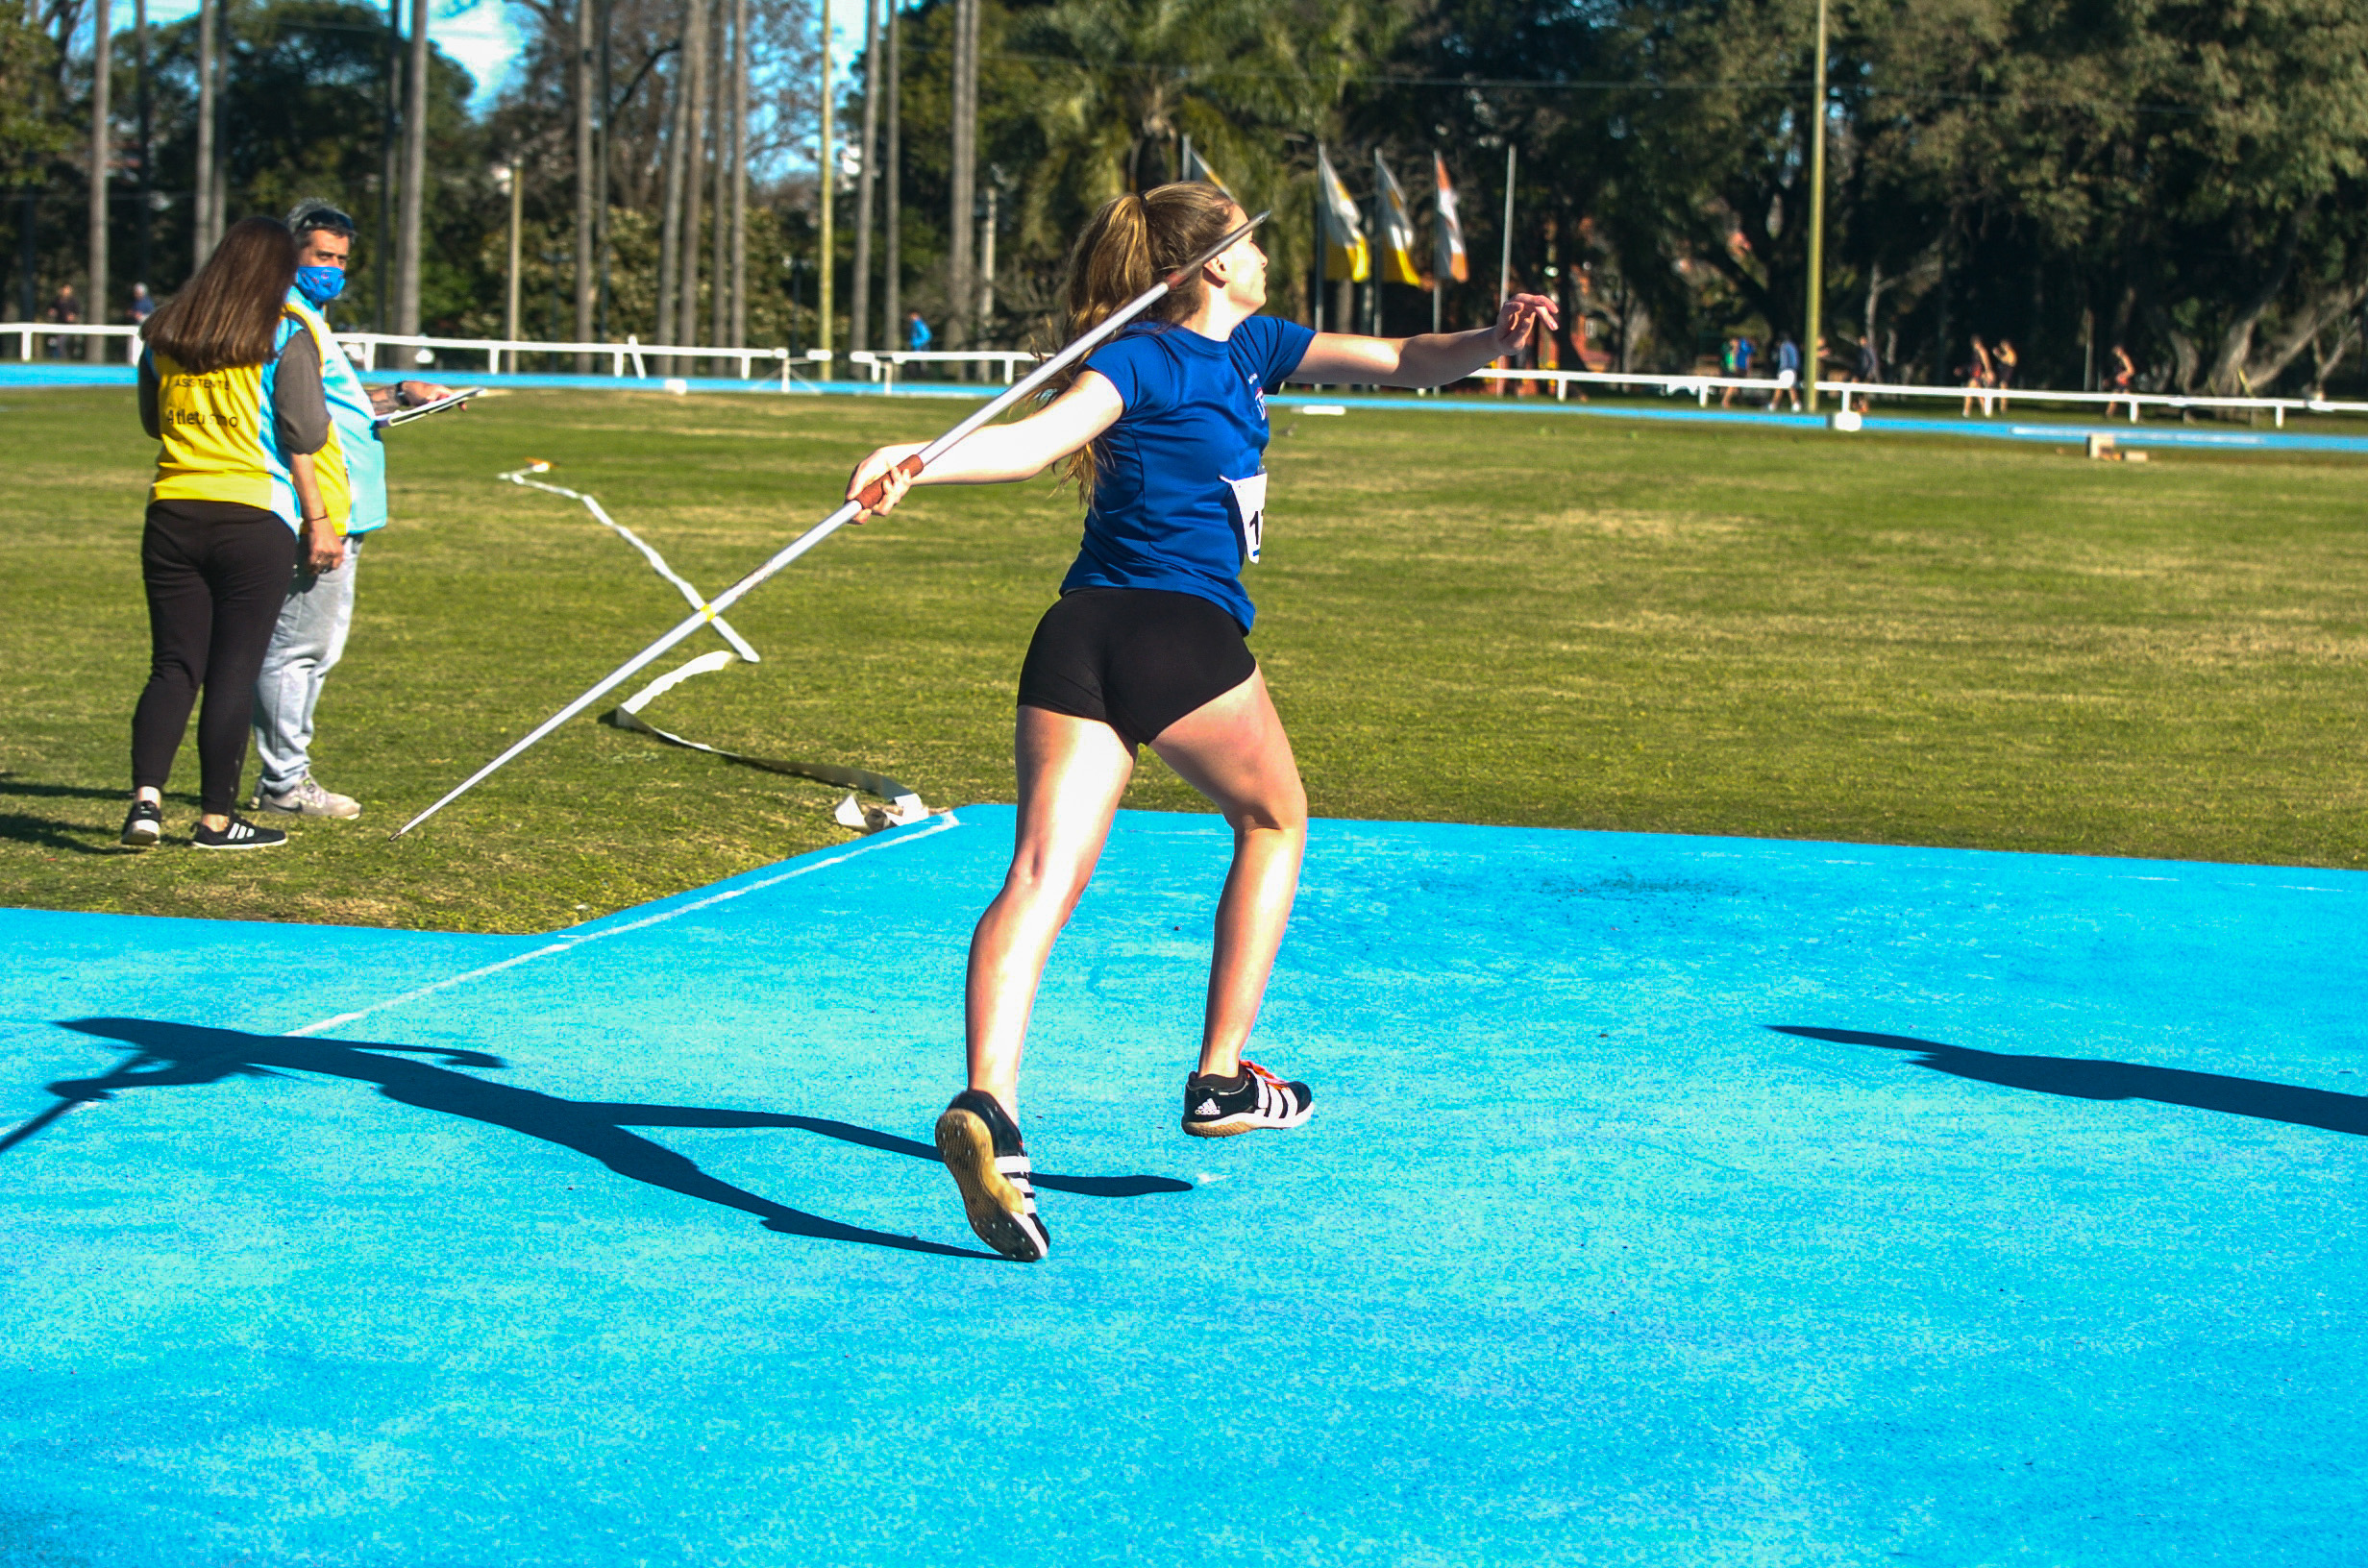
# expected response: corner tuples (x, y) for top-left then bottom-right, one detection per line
(853, 453), (926, 512)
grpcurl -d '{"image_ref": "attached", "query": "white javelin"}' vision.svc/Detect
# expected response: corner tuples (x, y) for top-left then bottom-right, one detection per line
(393, 208), (1270, 840)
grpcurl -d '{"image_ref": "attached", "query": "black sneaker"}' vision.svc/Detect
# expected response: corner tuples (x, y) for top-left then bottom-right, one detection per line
(119, 799), (163, 850)
(933, 1089), (1049, 1262)
(1182, 1059), (1315, 1138)
(190, 814), (287, 850)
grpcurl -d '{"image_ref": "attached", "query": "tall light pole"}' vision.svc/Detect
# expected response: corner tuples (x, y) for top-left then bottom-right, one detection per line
(193, 0), (214, 267)
(573, 0), (595, 359)
(1804, 0), (1828, 412)
(501, 161), (521, 348)
(397, 0), (429, 334)
(1497, 142), (1515, 306)
(87, 0), (111, 355)
(818, 0), (832, 355)
(850, 0), (880, 353)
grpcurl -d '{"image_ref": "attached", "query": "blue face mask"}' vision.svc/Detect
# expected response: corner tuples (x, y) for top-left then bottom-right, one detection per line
(296, 265), (346, 306)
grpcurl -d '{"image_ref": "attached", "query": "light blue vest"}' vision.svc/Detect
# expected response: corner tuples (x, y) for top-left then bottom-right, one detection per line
(284, 290), (389, 534)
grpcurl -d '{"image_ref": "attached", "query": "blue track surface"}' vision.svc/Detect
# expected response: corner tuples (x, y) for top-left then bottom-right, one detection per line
(2, 808), (2363, 1564)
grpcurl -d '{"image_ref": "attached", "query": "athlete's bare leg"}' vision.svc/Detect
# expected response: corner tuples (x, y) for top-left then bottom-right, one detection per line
(964, 707), (1134, 1119)
(1150, 670), (1307, 1080)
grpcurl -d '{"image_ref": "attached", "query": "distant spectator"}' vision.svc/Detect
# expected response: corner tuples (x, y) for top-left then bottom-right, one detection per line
(1771, 334), (1802, 411)
(1721, 334), (1755, 407)
(1856, 335), (1881, 385)
(2104, 342), (2136, 419)
(44, 282), (79, 357)
(1961, 334), (1995, 417)
(1993, 337), (2019, 410)
(129, 282), (156, 323)
(906, 310), (932, 353)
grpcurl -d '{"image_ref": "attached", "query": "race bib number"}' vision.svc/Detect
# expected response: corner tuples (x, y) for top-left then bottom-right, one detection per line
(1226, 472), (1270, 564)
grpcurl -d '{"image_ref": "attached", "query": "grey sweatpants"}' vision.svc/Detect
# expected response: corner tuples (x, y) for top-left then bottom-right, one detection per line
(252, 532), (364, 796)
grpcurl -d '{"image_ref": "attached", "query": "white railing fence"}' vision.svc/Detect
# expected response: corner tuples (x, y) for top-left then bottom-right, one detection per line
(847, 349), (1043, 389)
(12, 325), (2366, 424)
(7, 322), (142, 362)
(1468, 366), (2368, 424)
(336, 332), (812, 388)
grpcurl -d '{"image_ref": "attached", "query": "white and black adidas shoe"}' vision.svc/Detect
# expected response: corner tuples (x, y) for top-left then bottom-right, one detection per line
(933, 1088), (1050, 1262)
(1181, 1059), (1315, 1139)
(189, 813), (287, 850)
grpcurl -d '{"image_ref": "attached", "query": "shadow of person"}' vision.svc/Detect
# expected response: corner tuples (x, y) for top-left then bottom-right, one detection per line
(1769, 1026), (2368, 1138)
(0, 812), (121, 855)
(30, 1017), (1182, 1261)
(0, 775), (154, 804)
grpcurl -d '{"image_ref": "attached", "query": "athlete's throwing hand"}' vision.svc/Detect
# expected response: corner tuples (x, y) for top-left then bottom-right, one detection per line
(846, 442), (924, 522)
(1491, 292), (1560, 356)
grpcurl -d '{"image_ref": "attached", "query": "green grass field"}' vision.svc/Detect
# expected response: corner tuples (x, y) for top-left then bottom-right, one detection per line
(4, 384), (2365, 933)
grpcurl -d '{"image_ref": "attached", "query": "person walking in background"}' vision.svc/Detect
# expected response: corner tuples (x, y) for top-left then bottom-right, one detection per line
(1961, 334), (1996, 417)
(250, 201), (457, 821)
(1721, 334), (1756, 407)
(1992, 338), (2019, 411)
(906, 310), (932, 353)
(2104, 342), (2137, 419)
(1772, 334), (1802, 411)
(1856, 334), (1881, 387)
(122, 217), (349, 851)
(129, 282), (156, 324)
(43, 282), (79, 357)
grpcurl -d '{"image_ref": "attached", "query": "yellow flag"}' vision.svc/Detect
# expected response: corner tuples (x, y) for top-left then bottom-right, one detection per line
(1373, 152), (1423, 286)
(1317, 147), (1369, 282)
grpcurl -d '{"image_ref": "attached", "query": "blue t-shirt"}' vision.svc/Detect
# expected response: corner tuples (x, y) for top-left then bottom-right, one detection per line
(1064, 313), (1316, 632)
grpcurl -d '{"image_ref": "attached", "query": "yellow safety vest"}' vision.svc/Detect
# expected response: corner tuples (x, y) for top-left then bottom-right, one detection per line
(148, 306), (353, 532)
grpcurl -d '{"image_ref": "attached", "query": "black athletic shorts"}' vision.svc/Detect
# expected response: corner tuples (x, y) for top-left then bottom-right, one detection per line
(1016, 587), (1257, 749)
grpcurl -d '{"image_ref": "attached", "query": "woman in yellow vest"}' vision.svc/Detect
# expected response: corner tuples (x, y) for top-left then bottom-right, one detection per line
(122, 216), (348, 850)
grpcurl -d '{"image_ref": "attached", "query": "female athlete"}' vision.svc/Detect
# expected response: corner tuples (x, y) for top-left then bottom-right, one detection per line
(846, 183), (1555, 1262)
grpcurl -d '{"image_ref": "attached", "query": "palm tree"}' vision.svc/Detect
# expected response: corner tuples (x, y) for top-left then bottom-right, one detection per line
(1007, 0), (1402, 316)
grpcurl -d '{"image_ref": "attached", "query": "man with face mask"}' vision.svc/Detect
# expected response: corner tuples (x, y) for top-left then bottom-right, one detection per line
(251, 200), (458, 819)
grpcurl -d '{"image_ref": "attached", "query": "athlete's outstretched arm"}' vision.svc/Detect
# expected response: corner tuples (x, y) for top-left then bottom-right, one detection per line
(844, 372), (1124, 519)
(1290, 291), (1559, 389)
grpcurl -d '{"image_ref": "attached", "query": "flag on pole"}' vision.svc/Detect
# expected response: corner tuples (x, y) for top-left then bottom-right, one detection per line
(1433, 152), (1469, 283)
(1372, 152), (1423, 285)
(1317, 146), (1369, 283)
(1181, 137), (1235, 200)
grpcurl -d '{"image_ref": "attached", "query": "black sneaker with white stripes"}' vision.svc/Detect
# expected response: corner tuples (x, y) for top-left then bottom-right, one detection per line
(189, 813), (287, 850)
(1181, 1059), (1315, 1138)
(933, 1089), (1049, 1262)
(119, 799), (163, 849)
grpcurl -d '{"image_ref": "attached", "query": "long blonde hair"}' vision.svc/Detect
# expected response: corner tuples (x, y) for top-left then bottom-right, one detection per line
(1052, 183), (1243, 505)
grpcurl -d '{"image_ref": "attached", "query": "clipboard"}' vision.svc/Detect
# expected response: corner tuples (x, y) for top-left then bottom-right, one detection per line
(374, 386), (482, 428)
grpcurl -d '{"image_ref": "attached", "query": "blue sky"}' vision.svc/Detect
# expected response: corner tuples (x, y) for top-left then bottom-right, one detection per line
(132, 0), (866, 114)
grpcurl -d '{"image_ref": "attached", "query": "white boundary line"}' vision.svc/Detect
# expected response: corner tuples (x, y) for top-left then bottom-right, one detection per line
(284, 812), (965, 1039)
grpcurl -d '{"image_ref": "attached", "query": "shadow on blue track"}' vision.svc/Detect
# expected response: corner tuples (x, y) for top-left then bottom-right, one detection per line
(1772, 1025), (2368, 1137)
(12, 1018), (1190, 1258)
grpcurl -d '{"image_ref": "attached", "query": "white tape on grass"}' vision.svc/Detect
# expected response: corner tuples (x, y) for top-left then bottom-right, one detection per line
(499, 461), (928, 832)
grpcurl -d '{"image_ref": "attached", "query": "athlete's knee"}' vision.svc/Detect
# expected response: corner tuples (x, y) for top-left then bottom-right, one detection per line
(1228, 785), (1307, 840)
(998, 850), (1097, 921)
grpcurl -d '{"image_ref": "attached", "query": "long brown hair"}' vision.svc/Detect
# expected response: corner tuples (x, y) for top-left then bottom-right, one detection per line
(1052, 183), (1243, 505)
(140, 217), (298, 373)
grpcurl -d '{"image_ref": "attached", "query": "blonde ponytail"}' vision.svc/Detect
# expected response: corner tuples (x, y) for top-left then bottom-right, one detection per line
(1050, 182), (1243, 505)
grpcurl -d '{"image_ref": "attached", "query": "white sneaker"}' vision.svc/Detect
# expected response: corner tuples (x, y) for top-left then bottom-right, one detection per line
(257, 776), (361, 819)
